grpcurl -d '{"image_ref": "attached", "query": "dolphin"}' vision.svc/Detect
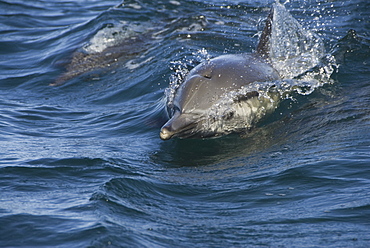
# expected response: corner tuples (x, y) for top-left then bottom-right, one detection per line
(160, 2), (325, 140)
(52, 23), (155, 86)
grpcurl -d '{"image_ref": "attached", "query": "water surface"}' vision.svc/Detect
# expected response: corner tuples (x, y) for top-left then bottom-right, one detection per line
(0, 0), (369, 247)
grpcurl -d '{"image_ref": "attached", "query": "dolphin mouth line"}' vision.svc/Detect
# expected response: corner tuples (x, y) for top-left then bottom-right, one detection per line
(160, 121), (199, 140)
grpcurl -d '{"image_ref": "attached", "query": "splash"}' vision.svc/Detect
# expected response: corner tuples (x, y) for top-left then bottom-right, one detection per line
(268, 2), (326, 79)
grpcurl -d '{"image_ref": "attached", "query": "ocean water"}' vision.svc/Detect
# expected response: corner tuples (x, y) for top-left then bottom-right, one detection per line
(0, 0), (369, 247)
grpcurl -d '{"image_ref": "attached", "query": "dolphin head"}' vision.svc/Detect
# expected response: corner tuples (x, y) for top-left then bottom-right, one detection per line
(160, 67), (214, 140)
(160, 57), (233, 140)
(160, 54), (280, 140)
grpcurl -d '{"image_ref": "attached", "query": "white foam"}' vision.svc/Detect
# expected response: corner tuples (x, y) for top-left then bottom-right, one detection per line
(83, 22), (148, 54)
(125, 56), (154, 70)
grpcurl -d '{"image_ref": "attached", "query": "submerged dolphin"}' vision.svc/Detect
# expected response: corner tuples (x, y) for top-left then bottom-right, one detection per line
(160, 2), (325, 140)
(53, 23), (155, 86)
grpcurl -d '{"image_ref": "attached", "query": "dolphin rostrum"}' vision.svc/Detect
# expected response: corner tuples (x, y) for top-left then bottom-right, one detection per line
(160, 2), (325, 140)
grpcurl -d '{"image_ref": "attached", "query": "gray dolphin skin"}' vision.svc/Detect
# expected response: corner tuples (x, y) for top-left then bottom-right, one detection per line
(160, 54), (280, 140)
(160, 2), (320, 140)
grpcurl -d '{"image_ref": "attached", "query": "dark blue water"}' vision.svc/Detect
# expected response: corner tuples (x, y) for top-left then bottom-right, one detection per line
(1, 0), (369, 247)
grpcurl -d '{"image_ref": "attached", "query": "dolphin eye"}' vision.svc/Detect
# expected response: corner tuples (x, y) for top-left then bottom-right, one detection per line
(201, 71), (212, 79)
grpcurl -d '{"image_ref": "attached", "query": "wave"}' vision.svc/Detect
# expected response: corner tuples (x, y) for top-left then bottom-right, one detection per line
(0, 1), (369, 248)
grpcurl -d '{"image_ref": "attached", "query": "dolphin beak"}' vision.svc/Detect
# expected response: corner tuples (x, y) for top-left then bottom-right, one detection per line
(160, 112), (198, 140)
(159, 127), (175, 140)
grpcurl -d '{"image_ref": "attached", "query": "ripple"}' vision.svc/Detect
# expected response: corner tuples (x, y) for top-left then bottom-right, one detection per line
(0, 0), (369, 247)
